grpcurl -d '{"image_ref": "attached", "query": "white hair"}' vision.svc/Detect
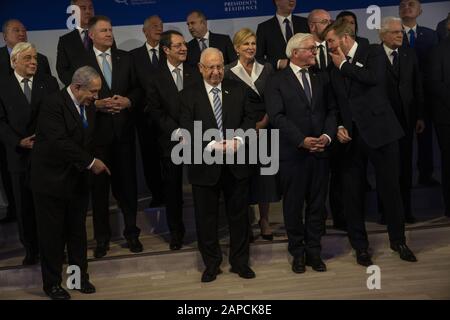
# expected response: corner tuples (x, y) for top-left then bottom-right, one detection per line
(285, 33), (314, 59)
(379, 16), (402, 34)
(200, 47), (223, 64)
(10, 42), (36, 69)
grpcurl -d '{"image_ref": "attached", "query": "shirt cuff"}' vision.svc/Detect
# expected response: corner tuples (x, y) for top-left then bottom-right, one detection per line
(206, 140), (217, 153)
(233, 136), (244, 146)
(323, 134), (332, 145)
(338, 125), (345, 129)
(277, 59), (282, 70)
(339, 60), (347, 70)
(87, 158), (96, 170)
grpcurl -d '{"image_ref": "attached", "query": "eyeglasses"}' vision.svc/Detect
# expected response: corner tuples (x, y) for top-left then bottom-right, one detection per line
(171, 42), (188, 49)
(311, 19), (331, 25)
(200, 64), (224, 71)
(297, 46), (318, 53)
(387, 30), (404, 35)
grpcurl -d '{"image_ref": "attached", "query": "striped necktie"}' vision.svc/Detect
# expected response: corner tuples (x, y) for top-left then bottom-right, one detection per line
(211, 87), (223, 139)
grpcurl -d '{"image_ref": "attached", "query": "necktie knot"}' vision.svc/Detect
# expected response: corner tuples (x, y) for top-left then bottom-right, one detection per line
(100, 52), (109, 58)
(283, 18), (290, 24)
(391, 50), (398, 57)
(211, 87), (220, 95)
(22, 78), (29, 84)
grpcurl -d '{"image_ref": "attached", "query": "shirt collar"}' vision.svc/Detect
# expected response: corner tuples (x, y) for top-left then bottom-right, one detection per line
(347, 41), (359, 61)
(14, 71), (33, 85)
(204, 80), (222, 94)
(76, 26), (88, 35)
(67, 86), (81, 107)
(145, 42), (160, 52)
(315, 40), (326, 47)
(93, 46), (112, 57)
(289, 62), (309, 74)
(167, 60), (183, 73)
(383, 43), (398, 56)
(197, 30), (210, 41)
(403, 24), (417, 34)
(276, 13), (292, 26)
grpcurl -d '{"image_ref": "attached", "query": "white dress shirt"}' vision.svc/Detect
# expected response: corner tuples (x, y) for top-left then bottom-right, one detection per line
(315, 40), (328, 69)
(383, 44), (399, 65)
(339, 41), (359, 69)
(14, 71), (33, 94)
(93, 46), (112, 73)
(146, 42), (160, 62)
(196, 30), (210, 48)
(230, 60), (264, 95)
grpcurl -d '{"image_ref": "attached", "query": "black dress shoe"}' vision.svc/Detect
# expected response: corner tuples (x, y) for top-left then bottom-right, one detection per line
(127, 237), (143, 253)
(292, 256), (306, 274)
(44, 285), (71, 300)
(76, 280), (96, 294)
(22, 252), (39, 266)
(418, 176), (440, 187)
(201, 267), (222, 283)
(94, 241), (110, 258)
(306, 255), (327, 272)
(230, 265), (256, 279)
(356, 249), (373, 267)
(258, 220), (274, 241)
(390, 243), (417, 262)
(169, 233), (184, 250)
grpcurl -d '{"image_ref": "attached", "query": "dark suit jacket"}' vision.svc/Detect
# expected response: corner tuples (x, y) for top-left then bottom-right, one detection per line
(436, 17), (449, 42)
(56, 29), (117, 86)
(30, 89), (95, 198)
(180, 79), (255, 186)
(0, 46), (51, 78)
(256, 15), (309, 69)
(186, 32), (237, 67)
(265, 66), (337, 161)
(402, 25), (438, 73)
(356, 36), (370, 47)
(224, 60), (274, 120)
(83, 47), (141, 145)
(330, 44), (404, 149)
(130, 43), (166, 93)
(380, 45), (424, 129)
(146, 62), (201, 157)
(0, 73), (59, 172)
(430, 38), (450, 125)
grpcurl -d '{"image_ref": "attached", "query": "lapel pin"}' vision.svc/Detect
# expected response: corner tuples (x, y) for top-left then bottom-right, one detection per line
(225, 90), (229, 94)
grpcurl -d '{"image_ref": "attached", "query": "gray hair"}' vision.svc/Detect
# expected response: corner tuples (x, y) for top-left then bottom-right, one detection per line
(379, 16), (402, 34)
(71, 66), (101, 87)
(200, 47), (223, 64)
(143, 15), (162, 29)
(10, 42), (36, 69)
(285, 33), (314, 59)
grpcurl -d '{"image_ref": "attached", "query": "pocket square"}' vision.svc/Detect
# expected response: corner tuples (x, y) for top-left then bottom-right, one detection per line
(355, 62), (364, 67)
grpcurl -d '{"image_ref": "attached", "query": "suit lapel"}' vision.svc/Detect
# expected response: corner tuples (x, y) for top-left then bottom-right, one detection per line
(10, 75), (30, 107)
(110, 48), (121, 92)
(63, 89), (84, 129)
(310, 72), (320, 109)
(271, 17), (286, 45)
(161, 63), (179, 93)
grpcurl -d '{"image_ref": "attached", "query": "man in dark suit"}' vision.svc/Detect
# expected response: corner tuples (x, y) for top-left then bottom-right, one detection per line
(308, 9), (332, 72)
(0, 19), (52, 224)
(256, 0), (309, 70)
(31, 66), (109, 300)
(324, 19), (417, 266)
(436, 13), (449, 42)
(0, 42), (59, 265)
(430, 37), (450, 218)
(85, 16), (143, 258)
(147, 30), (201, 250)
(0, 19), (51, 77)
(56, 0), (95, 85)
(180, 47), (256, 282)
(378, 17), (425, 224)
(185, 10), (237, 67)
(130, 15), (164, 208)
(400, 0), (440, 186)
(265, 33), (336, 274)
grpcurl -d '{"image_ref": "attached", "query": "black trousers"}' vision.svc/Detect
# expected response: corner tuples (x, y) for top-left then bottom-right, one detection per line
(161, 157), (184, 236)
(92, 140), (140, 242)
(342, 127), (405, 250)
(11, 171), (38, 253)
(33, 192), (89, 289)
(280, 157), (329, 258)
(192, 166), (250, 269)
(417, 115), (435, 178)
(379, 126), (414, 218)
(328, 142), (346, 226)
(435, 124), (450, 216)
(136, 115), (163, 201)
(0, 143), (16, 217)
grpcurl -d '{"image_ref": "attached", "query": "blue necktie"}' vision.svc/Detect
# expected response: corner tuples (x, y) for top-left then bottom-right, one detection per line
(300, 69), (312, 104)
(79, 105), (88, 128)
(100, 52), (112, 89)
(408, 29), (415, 48)
(211, 87), (223, 139)
(284, 18), (293, 42)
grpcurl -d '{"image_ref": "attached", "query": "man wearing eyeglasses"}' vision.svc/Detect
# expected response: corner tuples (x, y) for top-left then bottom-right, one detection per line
(307, 9), (332, 72)
(146, 30), (201, 251)
(180, 47), (256, 282)
(324, 18), (417, 267)
(265, 33), (337, 274)
(378, 17), (425, 225)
